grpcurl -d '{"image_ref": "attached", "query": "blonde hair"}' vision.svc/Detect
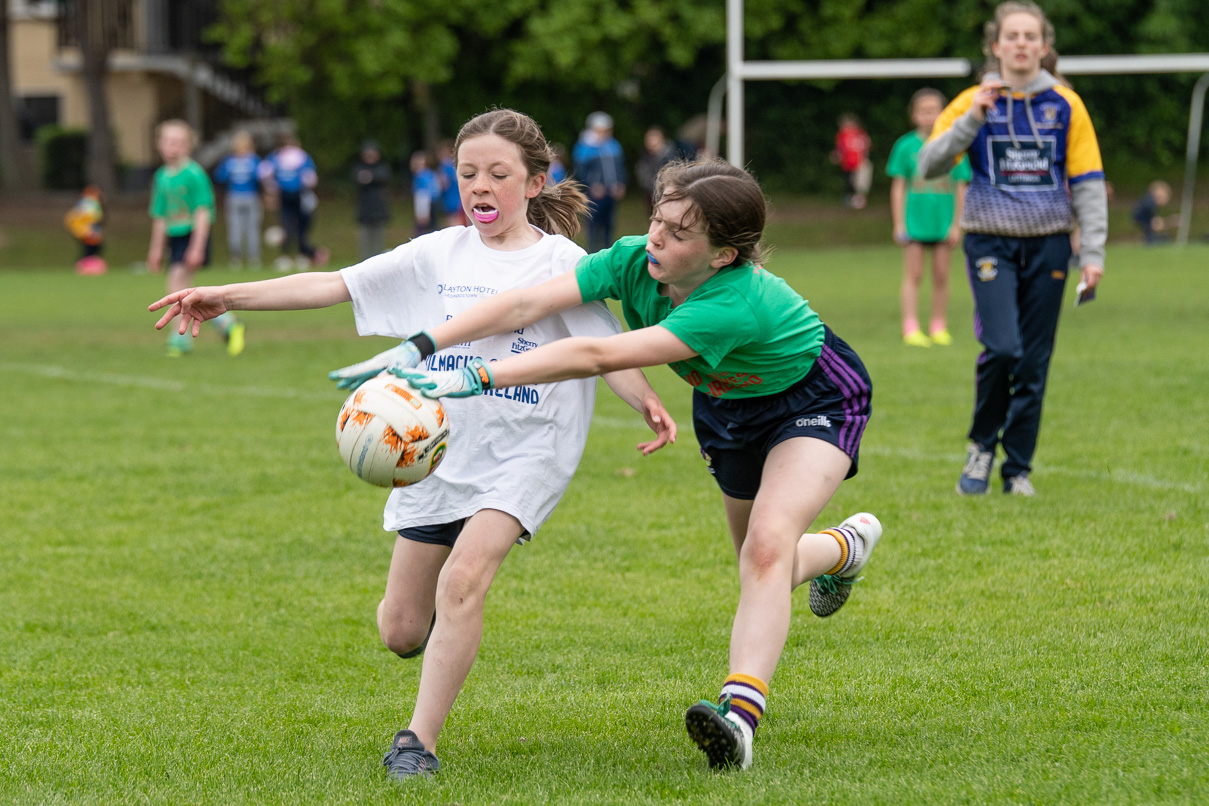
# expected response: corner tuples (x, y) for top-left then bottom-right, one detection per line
(454, 109), (589, 237)
(982, 2), (1055, 73)
(155, 119), (196, 148)
(231, 130), (255, 154)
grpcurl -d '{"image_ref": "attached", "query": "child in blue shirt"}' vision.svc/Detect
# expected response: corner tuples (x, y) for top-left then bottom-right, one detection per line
(410, 150), (441, 237)
(213, 131), (262, 268)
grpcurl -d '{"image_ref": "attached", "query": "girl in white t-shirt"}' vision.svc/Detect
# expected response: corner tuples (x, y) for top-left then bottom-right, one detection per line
(149, 109), (677, 780)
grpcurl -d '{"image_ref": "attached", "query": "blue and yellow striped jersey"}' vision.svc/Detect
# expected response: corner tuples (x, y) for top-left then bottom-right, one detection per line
(930, 82), (1104, 238)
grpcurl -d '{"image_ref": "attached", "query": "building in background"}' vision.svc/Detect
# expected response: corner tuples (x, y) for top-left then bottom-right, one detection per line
(8, 0), (279, 188)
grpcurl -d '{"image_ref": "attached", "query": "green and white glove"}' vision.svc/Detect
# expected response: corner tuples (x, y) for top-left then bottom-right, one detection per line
(327, 332), (433, 390)
(391, 358), (494, 399)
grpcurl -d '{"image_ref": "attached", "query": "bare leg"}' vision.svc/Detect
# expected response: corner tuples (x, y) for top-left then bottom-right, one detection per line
(407, 509), (522, 752)
(377, 536), (450, 655)
(900, 242), (925, 335)
(930, 242), (953, 335)
(725, 438), (851, 683)
(167, 262), (194, 296)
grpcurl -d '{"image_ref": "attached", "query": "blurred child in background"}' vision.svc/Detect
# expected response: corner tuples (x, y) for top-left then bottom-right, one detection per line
(65, 184), (106, 275)
(548, 143), (568, 184)
(833, 113), (873, 209)
(259, 133), (327, 271)
(148, 119), (245, 357)
(213, 130), (263, 269)
(409, 150), (440, 237)
(436, 140), (468, 227)
(886, 88), (971, 347)
(1132, 180), (1174, 244)
(353, 139), (392, 260)
(636, 125), (678, 214)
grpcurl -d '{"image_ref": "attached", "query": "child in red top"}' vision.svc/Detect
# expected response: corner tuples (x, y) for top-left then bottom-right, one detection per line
(833, 114), (872, 209)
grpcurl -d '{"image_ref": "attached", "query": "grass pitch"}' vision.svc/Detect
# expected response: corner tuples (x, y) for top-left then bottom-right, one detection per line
(1, 243), (1206, 805)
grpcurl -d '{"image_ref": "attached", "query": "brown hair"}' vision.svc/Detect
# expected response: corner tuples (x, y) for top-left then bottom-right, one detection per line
(909, 88), (947, 113)
(653, 159), (766, 267)
(453, 109), (589, 238)
(1040, 48), (1071, 87)
(982, 2), (1055, 74)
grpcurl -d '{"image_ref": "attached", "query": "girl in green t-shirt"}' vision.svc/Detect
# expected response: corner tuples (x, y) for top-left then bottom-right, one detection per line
(349, 159), (884, 773)
(147, 119), (245, 357)
(886, 88), (971, 348)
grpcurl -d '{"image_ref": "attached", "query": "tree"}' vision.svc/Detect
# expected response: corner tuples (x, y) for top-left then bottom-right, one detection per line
(0, 8), (33, 190)
(215, 0), (1209, 191)
(74, 0), (128, 195)
(215, 0), (726, 167)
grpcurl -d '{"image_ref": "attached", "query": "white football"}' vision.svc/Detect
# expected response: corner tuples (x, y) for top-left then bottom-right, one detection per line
(335, 374), (450, 488)
(263, 225), (285, 248)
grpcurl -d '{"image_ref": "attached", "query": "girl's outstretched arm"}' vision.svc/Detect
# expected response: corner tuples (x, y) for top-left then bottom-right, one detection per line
(428, 271), (584, 350)
(397, 325), (697, 401)
(149, 271), (351, 336)
(601, 368), (678, 455)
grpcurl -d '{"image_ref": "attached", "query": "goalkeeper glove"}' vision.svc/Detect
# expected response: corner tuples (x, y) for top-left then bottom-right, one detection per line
(327, 331), (435, 390)
(391, 358), (494, 399)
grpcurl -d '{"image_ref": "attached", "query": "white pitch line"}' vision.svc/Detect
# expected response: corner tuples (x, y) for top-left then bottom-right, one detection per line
(0, 361), (337, 401)
(863, 444), (1204, 494)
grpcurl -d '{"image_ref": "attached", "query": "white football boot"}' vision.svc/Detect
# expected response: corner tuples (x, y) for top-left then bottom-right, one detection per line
(808, 512), (883, 617)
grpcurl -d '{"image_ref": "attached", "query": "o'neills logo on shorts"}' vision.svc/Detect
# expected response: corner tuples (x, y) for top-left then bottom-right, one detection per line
(797, 415), (832, 428)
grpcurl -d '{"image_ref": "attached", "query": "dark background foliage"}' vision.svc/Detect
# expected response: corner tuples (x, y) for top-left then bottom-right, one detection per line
(215, 0), (1209, 193)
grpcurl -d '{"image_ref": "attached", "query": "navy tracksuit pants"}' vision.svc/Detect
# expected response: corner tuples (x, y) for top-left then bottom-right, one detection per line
(964, 232), (1071, 480)
(586, 194), (617, 253)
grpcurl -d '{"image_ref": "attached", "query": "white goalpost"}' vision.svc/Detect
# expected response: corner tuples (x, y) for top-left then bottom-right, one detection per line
(719, 0), (1209, 245)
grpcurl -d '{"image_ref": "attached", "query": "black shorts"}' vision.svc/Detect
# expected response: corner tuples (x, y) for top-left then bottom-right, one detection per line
(398, 519), (468, 548)
(398, 518), (531, 548)
(693, 327), (872, 499)
(167, 232), (212, 267)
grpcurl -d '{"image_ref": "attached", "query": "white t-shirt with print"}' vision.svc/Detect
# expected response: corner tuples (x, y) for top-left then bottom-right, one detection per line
(340, 225), (621, 538)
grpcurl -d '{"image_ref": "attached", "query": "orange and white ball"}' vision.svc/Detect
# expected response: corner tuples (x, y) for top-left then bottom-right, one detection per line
(335, 374), (450, 488)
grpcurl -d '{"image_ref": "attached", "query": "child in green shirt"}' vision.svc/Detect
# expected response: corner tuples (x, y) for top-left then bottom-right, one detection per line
(147, 119), (244, 357)
(886, 88), (971, 347)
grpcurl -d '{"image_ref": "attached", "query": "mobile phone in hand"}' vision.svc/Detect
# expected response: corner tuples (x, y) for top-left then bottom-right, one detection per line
(1074, 280), (1096, 308)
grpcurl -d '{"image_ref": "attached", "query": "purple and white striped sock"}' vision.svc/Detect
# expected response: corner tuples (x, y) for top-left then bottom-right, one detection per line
(721, 673), (768, 734)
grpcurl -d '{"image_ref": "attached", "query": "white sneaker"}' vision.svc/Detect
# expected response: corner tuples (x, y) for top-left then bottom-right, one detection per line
(957, 443), (995, 495)
(808, 512), (883, 618)
(1004, 473), (1036, 496)
(274, 255), (294, 273)
(685, 697), (753, 770)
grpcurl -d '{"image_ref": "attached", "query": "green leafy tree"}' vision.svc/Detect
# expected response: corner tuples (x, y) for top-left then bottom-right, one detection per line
(215, 0), (1209, 192)
(215, 0), (726, 170)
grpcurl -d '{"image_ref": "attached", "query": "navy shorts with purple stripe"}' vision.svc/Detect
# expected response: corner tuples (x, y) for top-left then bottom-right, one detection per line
(692, 326), (872, 500)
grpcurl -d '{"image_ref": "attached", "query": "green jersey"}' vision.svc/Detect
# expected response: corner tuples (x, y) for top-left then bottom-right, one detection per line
(886, 130), (971, 242)
(576, 236), (824, 399)
(150, 159), (214, 237)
